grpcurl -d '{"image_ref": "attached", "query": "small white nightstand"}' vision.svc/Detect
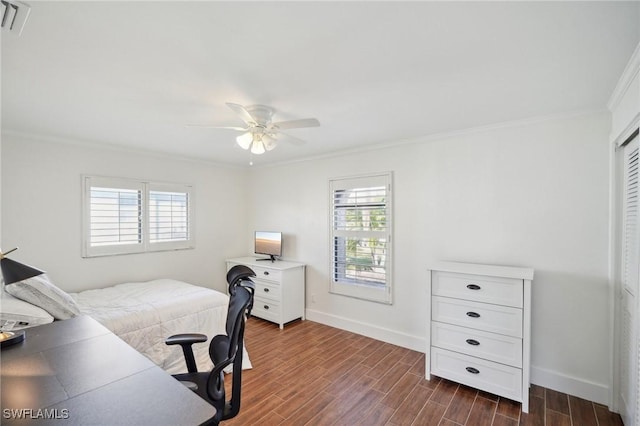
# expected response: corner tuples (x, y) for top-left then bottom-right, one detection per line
(226, 257), (306, 329)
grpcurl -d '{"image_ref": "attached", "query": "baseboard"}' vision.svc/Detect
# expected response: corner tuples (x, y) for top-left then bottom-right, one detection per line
(305, 308), (425, 353)
(530, 365), (610, 407)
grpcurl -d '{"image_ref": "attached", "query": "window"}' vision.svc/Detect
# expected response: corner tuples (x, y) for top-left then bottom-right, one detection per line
(149, 187), (189, 243)
(330, 172), (392, 304)
(83, 176), (193, 257)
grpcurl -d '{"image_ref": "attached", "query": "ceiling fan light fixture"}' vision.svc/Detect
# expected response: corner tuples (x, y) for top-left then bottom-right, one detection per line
(236, 132), (253, 150)
(263, 135), (277, 151)
(194, 102), (319, 160)
(251, 140), (266, 155)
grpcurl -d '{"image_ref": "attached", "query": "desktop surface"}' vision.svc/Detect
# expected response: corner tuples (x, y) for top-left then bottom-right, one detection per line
(0, 315), (214, 425)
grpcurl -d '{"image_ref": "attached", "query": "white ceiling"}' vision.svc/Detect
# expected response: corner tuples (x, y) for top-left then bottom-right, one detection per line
(2, 1), (639, 167)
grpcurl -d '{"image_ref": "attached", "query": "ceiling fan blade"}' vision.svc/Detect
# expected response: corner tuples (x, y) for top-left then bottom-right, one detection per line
(272, 118), (320, 130)
(185, 125), (247, 131)
(279, 131), (307, 145)
(226, 103), (257, 126)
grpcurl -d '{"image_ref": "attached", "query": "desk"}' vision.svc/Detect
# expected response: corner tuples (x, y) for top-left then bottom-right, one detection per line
(1, 315), (214, 425)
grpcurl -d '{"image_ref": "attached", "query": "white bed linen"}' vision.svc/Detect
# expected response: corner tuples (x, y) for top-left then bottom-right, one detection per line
(70, 279), (251, 374)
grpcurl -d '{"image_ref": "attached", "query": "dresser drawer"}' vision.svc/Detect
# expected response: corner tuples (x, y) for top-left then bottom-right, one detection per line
(432, 271), (523, 308)
(254, 281), (280, 301)
(432, 296), (523, 337)
(431, 321), (522, 367)
(252, 297), (281, 322)
(431, 347), (522, 401)
(250, 265), (282, 283)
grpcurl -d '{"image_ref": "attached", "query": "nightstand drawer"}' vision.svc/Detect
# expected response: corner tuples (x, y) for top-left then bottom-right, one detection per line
(255, 281), (280, 301)
(252, 297), (280, 322)
(431, 347), (522, 401)
(432, 296), (523, 337)
(432, 271), (523, 308)
(431, 321), (522, 367)
(250, 266), (282, 283)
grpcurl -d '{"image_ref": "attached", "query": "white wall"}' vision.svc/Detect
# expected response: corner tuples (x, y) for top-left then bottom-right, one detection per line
(1, 133), (248, 293)
(247, 111), (611, 404)
(1, 111), (613, 404)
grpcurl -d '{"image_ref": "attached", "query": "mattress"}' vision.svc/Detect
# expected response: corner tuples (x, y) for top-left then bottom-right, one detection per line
(70, 279), (251, 374)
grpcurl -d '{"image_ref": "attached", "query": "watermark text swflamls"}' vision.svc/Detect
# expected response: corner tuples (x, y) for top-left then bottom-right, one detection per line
(3, 408), (70, 420)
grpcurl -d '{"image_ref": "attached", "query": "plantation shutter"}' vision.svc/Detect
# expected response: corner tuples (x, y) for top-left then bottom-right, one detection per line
(148, 183), (193, 250)
(330, 172), (392, 304)
(84, 176), (145, 256)
(149, 189), (190, 243)
(83, 177), (194, 257)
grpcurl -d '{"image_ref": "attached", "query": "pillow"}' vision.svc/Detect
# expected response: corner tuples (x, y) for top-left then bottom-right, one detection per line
(0, 291), (54, 330)
(5, 274), (80, 320)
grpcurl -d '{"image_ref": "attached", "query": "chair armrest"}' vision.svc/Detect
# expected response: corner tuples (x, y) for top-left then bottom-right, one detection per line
(165, 333), (207, 346)
(165, 333), (207, 373)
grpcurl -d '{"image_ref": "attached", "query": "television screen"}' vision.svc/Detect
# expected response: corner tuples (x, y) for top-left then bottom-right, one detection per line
(255, 231), (282, 258)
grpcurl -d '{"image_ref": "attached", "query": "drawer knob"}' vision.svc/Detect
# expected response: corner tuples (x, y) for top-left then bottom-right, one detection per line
(466, 284), (481, 290)
(465, 367), (480, 374)
(264, 305), (270, 310)
(264, 288), (270, 293)
(263, 271), (269, 276)
(466, 311), (481, 318)
(466, 339), (480, 346)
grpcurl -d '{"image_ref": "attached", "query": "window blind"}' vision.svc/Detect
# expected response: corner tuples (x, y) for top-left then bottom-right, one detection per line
(330, 172), (392, 304)
(83, 176), (194, 257)
(89, 186), (142, 246)
(149, 191), (190, 243)
(333, 185), (388, 286)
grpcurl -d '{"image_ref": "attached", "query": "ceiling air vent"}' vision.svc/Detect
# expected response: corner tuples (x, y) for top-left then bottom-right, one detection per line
(1, 0), (30, 36)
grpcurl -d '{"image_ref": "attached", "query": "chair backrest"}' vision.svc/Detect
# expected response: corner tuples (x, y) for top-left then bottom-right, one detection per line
(226, 265), (255, 293)
(223, 279), (254, 359)
(206, 265), (255, 422)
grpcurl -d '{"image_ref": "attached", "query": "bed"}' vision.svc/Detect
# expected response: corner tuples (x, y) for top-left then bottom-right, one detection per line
(0, 273), (244, 374)
(69, 279), (251, 374)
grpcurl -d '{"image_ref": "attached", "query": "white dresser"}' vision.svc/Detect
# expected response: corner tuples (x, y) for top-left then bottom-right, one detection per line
(427, 261), (534, 412)
(226, 257), (306, 329)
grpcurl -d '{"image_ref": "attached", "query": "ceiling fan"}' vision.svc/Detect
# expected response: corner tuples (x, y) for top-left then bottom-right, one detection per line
(189, 103), (320, 155)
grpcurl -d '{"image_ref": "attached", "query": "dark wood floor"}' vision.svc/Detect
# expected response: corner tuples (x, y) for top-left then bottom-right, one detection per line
(225, 318), (623, 426)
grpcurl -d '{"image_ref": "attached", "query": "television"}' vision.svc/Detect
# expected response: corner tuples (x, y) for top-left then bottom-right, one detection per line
(254, 231), (282, 262)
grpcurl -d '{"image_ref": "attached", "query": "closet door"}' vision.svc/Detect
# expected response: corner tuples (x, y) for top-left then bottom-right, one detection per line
(621, 135), (639, 426)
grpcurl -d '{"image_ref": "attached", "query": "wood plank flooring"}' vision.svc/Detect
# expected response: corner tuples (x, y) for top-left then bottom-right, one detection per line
(224, 318), (623, 426)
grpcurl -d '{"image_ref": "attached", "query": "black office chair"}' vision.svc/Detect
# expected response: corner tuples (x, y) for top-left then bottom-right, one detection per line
(165, 265), (256, 425)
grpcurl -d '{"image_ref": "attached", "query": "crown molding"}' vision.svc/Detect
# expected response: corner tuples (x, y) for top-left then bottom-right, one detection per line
(251, 108), (607, 170)
(4, 108), (607, 172)
(607, 41), (640, 111)
(0, 129), (245, 170)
